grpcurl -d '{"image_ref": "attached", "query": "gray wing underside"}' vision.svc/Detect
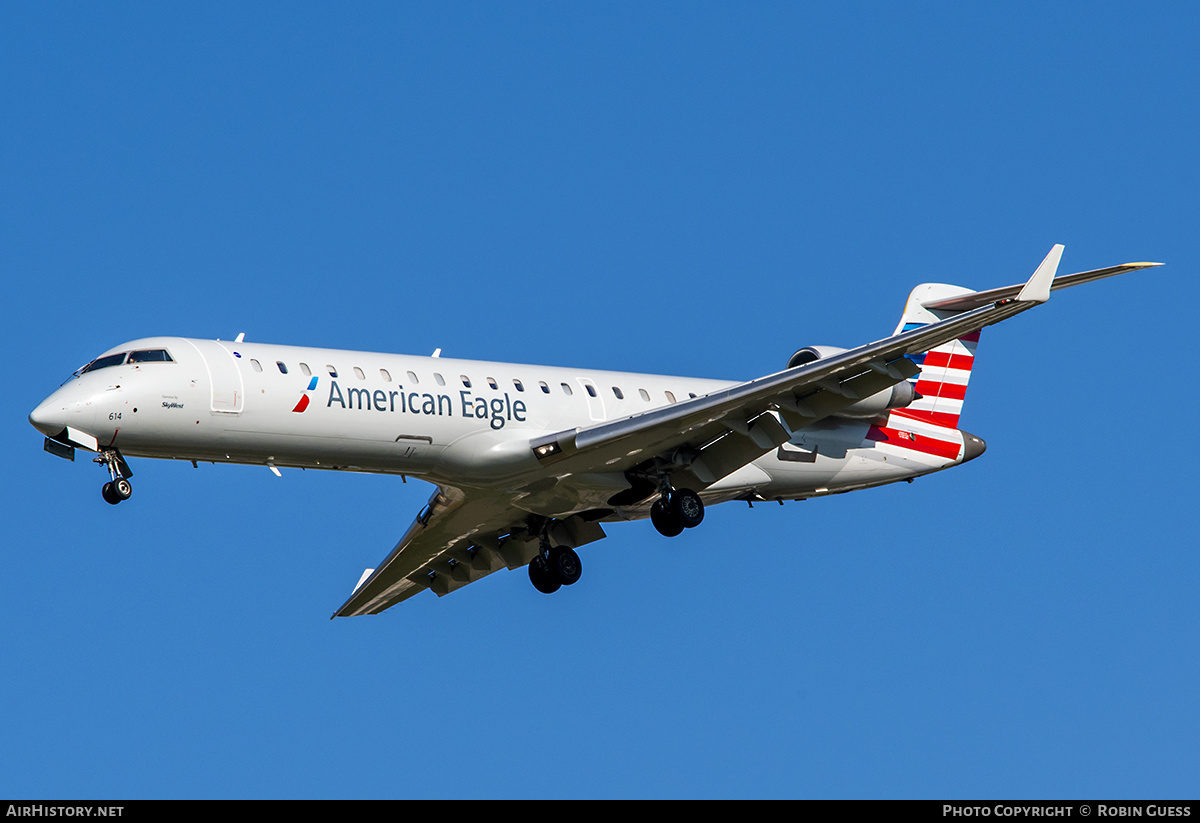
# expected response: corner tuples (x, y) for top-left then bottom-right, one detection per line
(333, 487), (537, 616)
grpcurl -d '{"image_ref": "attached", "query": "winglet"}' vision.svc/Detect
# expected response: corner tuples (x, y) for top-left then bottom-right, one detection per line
(1016, 244), (1064, 304)
(352, 568), (376, 595)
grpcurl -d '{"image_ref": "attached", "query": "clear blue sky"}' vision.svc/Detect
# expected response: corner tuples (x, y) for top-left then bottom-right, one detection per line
(3, 3), (1196, 799)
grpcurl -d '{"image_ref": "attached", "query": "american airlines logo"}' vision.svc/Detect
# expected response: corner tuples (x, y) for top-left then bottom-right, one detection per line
(291, 376), (319, 413)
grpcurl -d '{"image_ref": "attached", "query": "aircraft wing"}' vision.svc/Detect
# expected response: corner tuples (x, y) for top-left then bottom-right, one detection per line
(334, 246), (1153, 616)
(527, 246), (1076, 484)
(918, 261), (1162, 312)
(334, 254), (1052, 617)
(331, 484), (553, 617)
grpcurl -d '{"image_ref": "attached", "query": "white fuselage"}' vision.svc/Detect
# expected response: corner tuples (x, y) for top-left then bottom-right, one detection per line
(30, 336), (972, 521)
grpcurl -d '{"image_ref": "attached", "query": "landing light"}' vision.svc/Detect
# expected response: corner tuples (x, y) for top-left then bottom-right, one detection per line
(533, 442), (561, 459)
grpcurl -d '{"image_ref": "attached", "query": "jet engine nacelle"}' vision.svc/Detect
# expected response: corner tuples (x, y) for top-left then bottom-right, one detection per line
(787, 345), (848, 369)
(786, 345), (917, 419)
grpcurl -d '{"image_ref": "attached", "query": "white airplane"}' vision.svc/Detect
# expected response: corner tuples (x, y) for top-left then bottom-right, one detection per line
(29, 247), (1159, 617)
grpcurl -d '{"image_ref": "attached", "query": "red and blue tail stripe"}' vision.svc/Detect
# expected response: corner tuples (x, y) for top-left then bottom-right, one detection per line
(859, 283), (986, 462)
(892, 322), (978, 430)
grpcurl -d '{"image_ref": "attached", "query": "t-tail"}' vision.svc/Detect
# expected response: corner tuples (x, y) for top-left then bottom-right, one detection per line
(891, 282), (982, 432)
(867, 245), (1162, 467)
(867, 245), (1071, 464)
(858, 280), (992, 465)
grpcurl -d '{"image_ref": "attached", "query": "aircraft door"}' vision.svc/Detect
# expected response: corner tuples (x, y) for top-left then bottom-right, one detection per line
(185, 339), (245, 414)
(575, 377), (605, 422)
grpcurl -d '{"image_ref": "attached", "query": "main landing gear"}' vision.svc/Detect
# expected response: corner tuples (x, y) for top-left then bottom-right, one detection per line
(96, 449), (133, 506)
(650, 488), (705, 537)
(528, 531), (582, 595)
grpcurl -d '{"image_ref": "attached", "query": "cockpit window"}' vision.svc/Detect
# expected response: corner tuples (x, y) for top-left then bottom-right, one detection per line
(73, 348), (174, 381)
(79, 353), (128, 374)
(128, 349), (174, 363)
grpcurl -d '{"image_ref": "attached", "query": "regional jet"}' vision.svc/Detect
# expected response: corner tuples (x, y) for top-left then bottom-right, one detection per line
(28, 247), (1159, 617)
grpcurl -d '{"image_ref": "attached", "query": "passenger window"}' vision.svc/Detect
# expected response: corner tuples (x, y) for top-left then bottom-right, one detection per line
(639, 388), (650, 401)
(251, 359), (263, 372)
(380, 369), (391, 382)
(434, 373), (445, 386)
(561, 383), (573, 396)
(689, 392), (697, 399)
(487, 377), (498, 389)
(407, 370), (419, 384)
(513, 379), (524, 392)
(461, 375), (472, 388)
(277, 361), (288, 374)
(585, 384), (597, 398)
(665, 391), (676, 403)
(326, 365), (338, 378)
(612, 387), (624, 399)
(354, 367), (365, 379)
(539, 381), (550, 394)
(300, 363), (312, 376)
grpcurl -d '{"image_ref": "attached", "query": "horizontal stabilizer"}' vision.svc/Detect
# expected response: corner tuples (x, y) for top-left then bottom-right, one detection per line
(922, 259), (1162, 313)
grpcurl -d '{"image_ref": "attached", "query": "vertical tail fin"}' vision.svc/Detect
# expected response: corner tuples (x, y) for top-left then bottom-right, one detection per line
(890, 283), (980, 430)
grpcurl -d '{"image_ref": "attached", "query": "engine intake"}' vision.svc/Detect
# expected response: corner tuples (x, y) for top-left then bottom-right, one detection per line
(787, 345), (847, 369)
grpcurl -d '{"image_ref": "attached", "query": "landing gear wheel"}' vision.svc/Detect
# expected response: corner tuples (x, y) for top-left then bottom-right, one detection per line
(672, 488), (704, 528)
(529, 559), (562, 594)
(96, 449), (133, 506)
(651, 497), (684, 537)
(549, 546), (582, 586)
(114, 478), (132, 501)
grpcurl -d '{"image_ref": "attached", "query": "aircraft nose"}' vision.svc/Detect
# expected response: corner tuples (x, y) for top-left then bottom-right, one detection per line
(29, 386), (95, 439)
(29, 396), (65, 437)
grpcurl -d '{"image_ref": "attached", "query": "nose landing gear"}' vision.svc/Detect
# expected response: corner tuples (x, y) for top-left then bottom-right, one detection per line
(102, 478), (132, 505)
(95, 449), (134, 505)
